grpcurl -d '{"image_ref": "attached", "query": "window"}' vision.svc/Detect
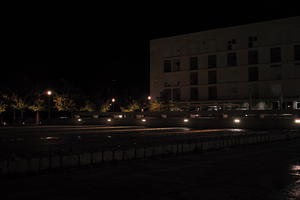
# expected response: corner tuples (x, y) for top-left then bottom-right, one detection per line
(295, 45), (300, 61)
(248, 67), (258, 81)
(248, 50), (258, 65)
(248, 36), (257, 48)
(227, 39), (236, 50)
(208, 55), (217, 68)
(227, 52), (237, 66)
(173, 88), (181, 101)
(208, 71), (217, 84)
(173, 59), (181, 72)
(161, 89), (172, 101)
(270, 64), (281, 68)
(190, 57), (198, 70)
(190, 88), (198, 101)
(208, 86), (217, 100)
(270, 47), (281, 63)
(190, 72), (198, 85)
(164, 60), (172, 72)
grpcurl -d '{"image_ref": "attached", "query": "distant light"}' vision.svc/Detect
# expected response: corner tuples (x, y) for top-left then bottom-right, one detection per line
(107, 118), (112, 122)
(118, 115), (123, 118)
(295, 119), (300, 124)
(77, 118), (82, 122)
(147, 96), (152, 100)
(234, 118), (241, 123)
(141, 118), (146, 122)
(112, 98), (116, 103)
(46, 90), (52, 96)
(183, 118), (189, 123)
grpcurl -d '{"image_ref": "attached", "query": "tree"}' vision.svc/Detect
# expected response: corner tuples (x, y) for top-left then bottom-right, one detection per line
(80, 101), (96, 112)
(100, 100), (110, 112)
(0, 94), (9, 124)
(149, 100), (162, 112)
(0, 102), (6, 114)
(121, 100), (141, 112)
(53, 94), (76, 113)
(28, 98), (45, 125)
(10, 94), (27, 121)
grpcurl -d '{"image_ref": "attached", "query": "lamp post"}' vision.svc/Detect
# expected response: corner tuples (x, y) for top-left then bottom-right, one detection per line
(46, 90), (52, 120)
(144, 96), (151, 112)
(112, 98), (116, 112)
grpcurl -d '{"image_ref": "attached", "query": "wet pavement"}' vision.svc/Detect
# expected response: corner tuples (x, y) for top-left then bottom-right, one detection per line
(0, 126), (253, 156)
(1, 137), (300, 200)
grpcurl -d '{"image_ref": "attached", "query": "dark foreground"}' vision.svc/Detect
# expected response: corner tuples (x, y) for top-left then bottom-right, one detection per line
(1, 138), (299, 200)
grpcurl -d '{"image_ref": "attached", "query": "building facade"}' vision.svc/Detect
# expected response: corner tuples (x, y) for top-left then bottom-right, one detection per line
(150, 17), (300, 110)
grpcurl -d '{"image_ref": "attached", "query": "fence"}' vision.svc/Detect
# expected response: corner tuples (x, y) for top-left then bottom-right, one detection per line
(1, 130), (299, 175)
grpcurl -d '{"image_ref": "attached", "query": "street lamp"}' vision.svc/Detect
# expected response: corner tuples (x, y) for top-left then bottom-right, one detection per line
(112, 98), (116, 112)
(46, 90), (52, 120)
(147, 96), (152, 101)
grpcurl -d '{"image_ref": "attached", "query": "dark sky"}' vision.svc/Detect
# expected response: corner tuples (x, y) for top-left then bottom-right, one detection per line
(2, 1), (299, 99)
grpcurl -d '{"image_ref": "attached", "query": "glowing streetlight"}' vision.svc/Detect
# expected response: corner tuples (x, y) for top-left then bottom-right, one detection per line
(47, 90), (52, 96)
(234, 118), (241, 124)
(111, 98), (116, 112)
(46, 90), (53, 120)
(147, 96), (151, 101)
(295, 119), (300, 124)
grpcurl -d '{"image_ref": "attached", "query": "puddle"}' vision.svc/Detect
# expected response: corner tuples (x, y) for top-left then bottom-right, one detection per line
(276, 161), (300, 200)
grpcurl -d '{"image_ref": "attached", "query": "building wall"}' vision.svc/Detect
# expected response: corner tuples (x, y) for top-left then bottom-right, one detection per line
(150, 17), (300, 108)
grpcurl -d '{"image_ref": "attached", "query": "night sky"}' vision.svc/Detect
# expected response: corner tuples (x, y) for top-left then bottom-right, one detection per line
(2, 1), (298, 100)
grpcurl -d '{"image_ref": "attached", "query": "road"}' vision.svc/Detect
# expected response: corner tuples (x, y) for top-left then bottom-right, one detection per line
(0, 125), (262, 155)
(1, 135), (299, 200)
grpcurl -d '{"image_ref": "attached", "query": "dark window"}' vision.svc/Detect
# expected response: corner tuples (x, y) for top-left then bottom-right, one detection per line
(172, 88), (181, 101)
(173, 59), (181, 71)
(161, 89), (172, 101)
(248, 67), (259, 81)
(248, 36), (257, 48)
(208, 86), (217, 100)
(275, 73), (282, 80)
(295, 45), (300, 61)
(227, 52), (237, 66)
(190, 72), (198, 85)
(190, 57), (198, 70)
(208, 55), (217, 68)
(164, 60), (172, 72)
(270, 64), (281, 68)
(190, 88), (198, 101)
(270, 47), (281, 63)
(248, 50), (258, 65)
(208, 71), (217, 84)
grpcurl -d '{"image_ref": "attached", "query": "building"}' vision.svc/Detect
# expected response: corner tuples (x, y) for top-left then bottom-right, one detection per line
(150, 17), (300, 111)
